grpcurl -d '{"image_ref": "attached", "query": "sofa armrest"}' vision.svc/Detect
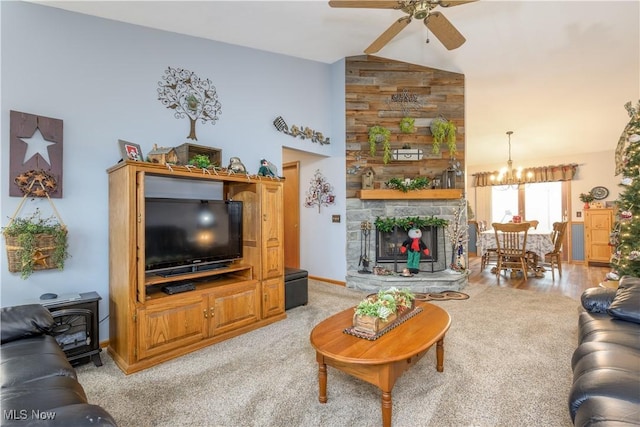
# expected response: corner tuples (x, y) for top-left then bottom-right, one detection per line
(608, 275), (640, 323)
(1, 304), (54, 344)
(580, 287), (616, 313)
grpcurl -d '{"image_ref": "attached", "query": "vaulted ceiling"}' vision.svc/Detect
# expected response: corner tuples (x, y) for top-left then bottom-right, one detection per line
(30, 1), (640, 167)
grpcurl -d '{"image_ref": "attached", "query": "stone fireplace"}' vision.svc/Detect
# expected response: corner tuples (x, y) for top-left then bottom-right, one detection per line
(345, 190), (468, 293)
(375, 226), (444, 272)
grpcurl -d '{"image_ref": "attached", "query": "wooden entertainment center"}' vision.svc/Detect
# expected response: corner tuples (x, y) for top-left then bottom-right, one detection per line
(107, 161), (285, 374)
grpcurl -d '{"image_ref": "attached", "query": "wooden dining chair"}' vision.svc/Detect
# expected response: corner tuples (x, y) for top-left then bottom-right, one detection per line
(544, 221), (568, 280)
(492, 222), (530, 281)
(477, 220), (498, 271)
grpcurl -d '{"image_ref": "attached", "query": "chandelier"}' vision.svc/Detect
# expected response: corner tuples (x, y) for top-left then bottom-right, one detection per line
(491, 131), (531, 186)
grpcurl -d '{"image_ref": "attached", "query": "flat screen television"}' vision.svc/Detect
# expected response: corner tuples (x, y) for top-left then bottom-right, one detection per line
(144, 198), (243, 275)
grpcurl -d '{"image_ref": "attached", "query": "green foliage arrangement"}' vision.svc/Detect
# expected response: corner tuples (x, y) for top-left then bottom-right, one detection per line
(368, 125), (392, 164)
(188, 154), (212, 168)
(399, 117), (415, 134)
(385, 177), (431, 192)
(579, 192), (595, 203)
(374, 216), (449, 233)
(354, 287), (415, 320)
(430, 117), (457, 155)
(2, 209), (69, 279)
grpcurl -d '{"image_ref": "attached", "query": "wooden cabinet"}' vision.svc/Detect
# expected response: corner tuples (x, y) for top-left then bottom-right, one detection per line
(584, 208), (614, 265)
(107, 161), (285, 374)
(262, 277), (285, 318)
(137, 296), (206, 360)
(205, 280), (261, 336)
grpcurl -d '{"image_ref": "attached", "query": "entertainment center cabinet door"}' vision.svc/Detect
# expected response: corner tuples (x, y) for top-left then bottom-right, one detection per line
(136, 296), (207, 360)
(262, 277), (285, 318)
(261, 182), (284, 280)
(206, 280), (261, 336)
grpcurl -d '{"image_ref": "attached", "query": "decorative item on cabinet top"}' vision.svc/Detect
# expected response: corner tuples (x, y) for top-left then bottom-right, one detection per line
(118, 140), (144, 162)
(174, 143), (221, 167)
(272, 116), (330, 145)
(258, 159), (278, 178)
(147, 144), (178, 165)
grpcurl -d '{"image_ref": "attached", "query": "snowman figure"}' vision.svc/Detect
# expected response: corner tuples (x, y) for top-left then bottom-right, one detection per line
(399, 227), (430, 274)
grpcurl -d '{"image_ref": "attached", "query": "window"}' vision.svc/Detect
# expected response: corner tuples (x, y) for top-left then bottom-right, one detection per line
(491, 182), (564, 230)
(524, 182), (563, 231)
(491, 186), (518, 223)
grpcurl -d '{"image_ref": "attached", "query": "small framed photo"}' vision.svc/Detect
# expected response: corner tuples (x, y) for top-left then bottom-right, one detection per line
(118, 139), (144, 161)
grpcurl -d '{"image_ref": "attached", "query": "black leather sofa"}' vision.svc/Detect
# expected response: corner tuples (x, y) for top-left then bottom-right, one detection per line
(1, 304), (117, 426)
(568, 275), (640, 426)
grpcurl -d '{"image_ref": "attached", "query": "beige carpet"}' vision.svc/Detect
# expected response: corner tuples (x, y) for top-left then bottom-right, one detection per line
(77, 280), (580, 426)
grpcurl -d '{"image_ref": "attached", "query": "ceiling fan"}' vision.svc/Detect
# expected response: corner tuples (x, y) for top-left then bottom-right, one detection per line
(328, 0), (477, 53)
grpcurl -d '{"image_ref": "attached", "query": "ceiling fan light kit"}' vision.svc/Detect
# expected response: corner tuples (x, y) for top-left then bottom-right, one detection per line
(330, 0), (476, 53)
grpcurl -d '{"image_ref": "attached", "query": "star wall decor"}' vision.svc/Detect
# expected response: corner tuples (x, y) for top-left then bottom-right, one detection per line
(9, 111), (63, 198)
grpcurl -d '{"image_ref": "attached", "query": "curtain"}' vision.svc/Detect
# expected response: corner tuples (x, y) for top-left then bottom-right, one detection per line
(473, 164), (578, 187)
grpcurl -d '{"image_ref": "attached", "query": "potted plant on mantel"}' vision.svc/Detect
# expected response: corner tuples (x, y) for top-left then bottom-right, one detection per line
(352, 287), (415, 335)
(368, 125), (392, 164)
(430, 116), (457, 156)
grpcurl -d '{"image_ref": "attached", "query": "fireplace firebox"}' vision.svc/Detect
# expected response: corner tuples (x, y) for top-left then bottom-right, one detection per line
(375, 226), (446, 272)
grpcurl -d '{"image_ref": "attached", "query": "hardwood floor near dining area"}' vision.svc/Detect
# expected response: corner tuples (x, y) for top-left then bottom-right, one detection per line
(467, 255), (611, 301)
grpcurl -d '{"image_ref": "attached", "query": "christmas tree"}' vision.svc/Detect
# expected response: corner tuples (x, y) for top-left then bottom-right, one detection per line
(609, 100), (640, 279)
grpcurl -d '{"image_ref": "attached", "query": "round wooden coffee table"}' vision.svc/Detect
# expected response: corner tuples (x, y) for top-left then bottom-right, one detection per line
(309, 301), (451, 427)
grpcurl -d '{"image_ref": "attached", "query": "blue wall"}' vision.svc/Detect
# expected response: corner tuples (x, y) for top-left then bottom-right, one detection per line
(1, 2), (345, 339)
(571, 223), (585, 262)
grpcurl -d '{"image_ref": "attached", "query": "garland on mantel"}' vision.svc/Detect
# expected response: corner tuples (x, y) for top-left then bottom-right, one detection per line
(385, 177), (430, 192)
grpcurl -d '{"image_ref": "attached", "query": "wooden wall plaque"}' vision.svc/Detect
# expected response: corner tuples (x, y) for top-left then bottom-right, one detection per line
(9, 111), (63, 198)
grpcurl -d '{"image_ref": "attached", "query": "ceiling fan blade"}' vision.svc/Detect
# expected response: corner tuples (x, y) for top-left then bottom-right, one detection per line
(328, 1), (401, 9)
(365, 16), (412, 54)
(424, 11), (466, 50)
(438, 0), (478, 7)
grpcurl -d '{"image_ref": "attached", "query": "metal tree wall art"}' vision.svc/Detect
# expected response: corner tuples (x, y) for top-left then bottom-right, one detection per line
(157, 67), (222, 141)
(304, 169), (336, 212)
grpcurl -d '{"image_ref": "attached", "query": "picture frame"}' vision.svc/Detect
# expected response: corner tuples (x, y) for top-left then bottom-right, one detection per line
(118, 139), (144, 161)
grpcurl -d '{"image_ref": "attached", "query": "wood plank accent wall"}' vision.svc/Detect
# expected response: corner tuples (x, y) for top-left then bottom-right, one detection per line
(345, 55), (465, 198)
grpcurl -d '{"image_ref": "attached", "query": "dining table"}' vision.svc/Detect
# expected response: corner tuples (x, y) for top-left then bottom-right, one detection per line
(477, 228), (555, 277)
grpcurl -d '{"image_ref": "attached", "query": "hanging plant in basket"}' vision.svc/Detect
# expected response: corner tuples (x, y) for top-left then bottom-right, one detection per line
(430, 116), (457, 155)
(368, 125), (392, 164)
(3, 208), (69, 279)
